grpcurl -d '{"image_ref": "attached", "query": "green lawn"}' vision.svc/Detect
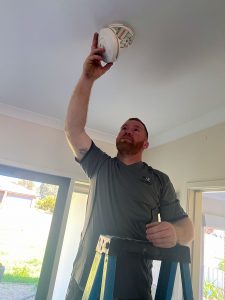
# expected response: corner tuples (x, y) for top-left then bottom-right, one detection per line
(3, 273), (39, 285)
(0, 205), (52, 288)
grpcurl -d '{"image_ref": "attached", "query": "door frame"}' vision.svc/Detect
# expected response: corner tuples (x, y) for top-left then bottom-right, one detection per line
(187, 179), (225, 299)
(0, 164), (73, 300)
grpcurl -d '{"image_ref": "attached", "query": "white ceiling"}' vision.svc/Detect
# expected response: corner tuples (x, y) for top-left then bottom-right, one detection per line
(1, 0), (225, 147)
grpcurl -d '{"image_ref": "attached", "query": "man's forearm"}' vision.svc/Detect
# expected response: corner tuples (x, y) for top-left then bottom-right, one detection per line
(65, 33), (113, 158)
(173, 217), (194, 246)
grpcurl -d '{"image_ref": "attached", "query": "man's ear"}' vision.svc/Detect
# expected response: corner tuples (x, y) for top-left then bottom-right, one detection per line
(143, 141), (149, 149)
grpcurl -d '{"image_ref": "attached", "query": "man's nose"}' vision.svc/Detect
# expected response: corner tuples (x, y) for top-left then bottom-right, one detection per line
(124, 130), (132, 136)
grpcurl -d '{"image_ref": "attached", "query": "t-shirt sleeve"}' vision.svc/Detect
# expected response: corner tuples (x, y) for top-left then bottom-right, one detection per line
(75, 141), (109, 178)
(158, 173), (188, 222)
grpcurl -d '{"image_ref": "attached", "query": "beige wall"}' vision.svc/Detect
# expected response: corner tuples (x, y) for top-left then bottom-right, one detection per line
(144, 121), (225, 208)
(0, 114), (116, 180)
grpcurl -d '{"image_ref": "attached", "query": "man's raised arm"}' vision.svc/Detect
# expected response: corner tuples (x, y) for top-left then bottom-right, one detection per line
(65, 33), (113, 161)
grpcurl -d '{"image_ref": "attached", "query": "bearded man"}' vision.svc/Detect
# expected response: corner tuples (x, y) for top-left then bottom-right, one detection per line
(65, 33), (194, 300)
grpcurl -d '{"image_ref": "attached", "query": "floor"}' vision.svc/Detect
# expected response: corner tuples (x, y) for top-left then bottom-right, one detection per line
(0, 282), (37, 300)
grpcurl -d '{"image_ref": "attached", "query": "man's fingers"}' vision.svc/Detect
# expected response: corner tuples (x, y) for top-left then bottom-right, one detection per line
(146, 221), (177, 248)
(146, 222), (160, 229)
(147, 228), (176, 248)
(102, 62), (113, 72)
(91, 47), (105, 56)
(91, 32), (99, 50)
(84, 34), (113, 79)
(88, 54), (103, 62)
(147, 230), (171, 241)
(146, 222), (173, 233)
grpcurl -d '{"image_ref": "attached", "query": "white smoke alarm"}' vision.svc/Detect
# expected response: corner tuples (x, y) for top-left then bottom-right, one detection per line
(98, 23), (134, 63)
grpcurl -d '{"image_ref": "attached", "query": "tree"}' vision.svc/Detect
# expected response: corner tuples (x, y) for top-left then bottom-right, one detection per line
(39, 183), (58, 199)
(17, 179), (35, 190)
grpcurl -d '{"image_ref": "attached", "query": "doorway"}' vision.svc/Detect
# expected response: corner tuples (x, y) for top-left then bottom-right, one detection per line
(202, 192), (225, 300)
(187, 180), (225, 300)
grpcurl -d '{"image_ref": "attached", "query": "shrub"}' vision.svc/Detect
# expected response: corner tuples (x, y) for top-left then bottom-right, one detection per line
(25, 258), (41, 267)
(12, 266), (30, 277)
(35, 195), (56, 213)
(203, 280), (224, 300)
(218, 259), (224, 271)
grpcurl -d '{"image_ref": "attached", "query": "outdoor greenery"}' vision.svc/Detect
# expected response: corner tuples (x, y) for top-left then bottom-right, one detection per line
(218, 259), (224, 271)
(17, 179), (35, 190)
(39, 183), (58, 199)
(35, 195), (56, 213)
(35, 183), (58, 212)
(12, 266), (30, 277)
(203, 280), (224, 300)
(2, 260), (41, 285)
(3, 274), (39, 285)
(0, 178), (56, 291)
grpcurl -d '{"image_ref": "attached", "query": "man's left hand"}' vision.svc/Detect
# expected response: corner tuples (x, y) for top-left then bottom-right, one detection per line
(146, 221), (177, 248)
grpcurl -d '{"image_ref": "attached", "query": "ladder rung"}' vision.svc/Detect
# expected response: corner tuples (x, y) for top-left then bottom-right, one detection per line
(96, 235), (191, 263)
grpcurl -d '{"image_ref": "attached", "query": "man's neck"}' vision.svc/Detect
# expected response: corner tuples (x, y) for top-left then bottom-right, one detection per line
(117, 152), (142, 165)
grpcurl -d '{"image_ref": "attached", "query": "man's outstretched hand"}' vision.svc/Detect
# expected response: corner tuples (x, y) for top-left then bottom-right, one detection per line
(82, 32), (113, 81)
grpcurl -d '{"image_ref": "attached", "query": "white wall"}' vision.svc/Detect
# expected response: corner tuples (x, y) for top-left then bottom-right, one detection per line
(52, 191), (88, 300)
(144, 121), (225, 209)
(0, 114), (116, 179)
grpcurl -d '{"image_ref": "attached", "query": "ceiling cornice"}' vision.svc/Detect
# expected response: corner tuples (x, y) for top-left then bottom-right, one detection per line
(150, 105), (225, 147)
(1, 102), (225, 148)
(0, 102), (116, 144)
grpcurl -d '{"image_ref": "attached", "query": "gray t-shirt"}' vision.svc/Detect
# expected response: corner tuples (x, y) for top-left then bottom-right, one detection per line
(73, 142), (188, 298)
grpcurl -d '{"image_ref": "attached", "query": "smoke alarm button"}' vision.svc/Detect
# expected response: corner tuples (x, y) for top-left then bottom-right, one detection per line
(98, 28), (119, 63)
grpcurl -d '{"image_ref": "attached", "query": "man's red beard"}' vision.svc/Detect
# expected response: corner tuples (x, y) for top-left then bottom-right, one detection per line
(116, 138), (145, 155)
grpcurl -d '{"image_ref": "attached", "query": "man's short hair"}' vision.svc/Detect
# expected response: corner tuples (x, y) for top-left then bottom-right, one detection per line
(128, 118), (149, 138)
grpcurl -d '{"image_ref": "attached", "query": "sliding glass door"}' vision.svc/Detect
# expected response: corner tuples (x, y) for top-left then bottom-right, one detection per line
(0, 164), (71, 300)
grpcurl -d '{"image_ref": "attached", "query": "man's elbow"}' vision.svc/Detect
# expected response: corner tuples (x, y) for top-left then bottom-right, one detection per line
(64, 121), (80, 141)
(174, 217), (194, 245)
(186, 217), (194, 242)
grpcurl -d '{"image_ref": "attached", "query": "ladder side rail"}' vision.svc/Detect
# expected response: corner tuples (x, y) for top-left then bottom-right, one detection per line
(100, 255), (117, 300)
(155, 261), (178, 300)
(180, 262), (194, 300)
(82, 252), (105, 300)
